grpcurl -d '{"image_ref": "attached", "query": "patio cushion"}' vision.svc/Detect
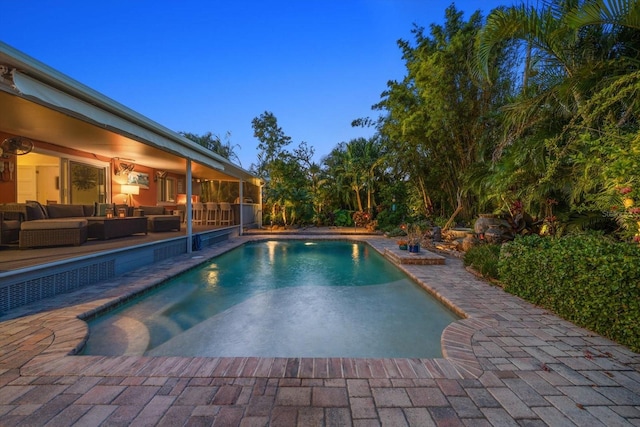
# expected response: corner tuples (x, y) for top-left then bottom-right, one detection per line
(25, 201), (48, 220)
(21, 218), (88, 230)
(83, 204), (96, 216)
(46, 204), (86, 218)
(139, 205), (166, 215)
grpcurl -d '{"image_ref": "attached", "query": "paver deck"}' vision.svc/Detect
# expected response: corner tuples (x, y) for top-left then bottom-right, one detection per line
(1, 234), (639, 426)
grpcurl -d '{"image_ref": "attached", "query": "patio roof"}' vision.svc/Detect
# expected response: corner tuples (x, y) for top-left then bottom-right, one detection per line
(0, 41), (259, 185)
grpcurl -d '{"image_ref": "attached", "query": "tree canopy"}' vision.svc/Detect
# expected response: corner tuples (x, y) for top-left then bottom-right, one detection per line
(248, 1), (640, 241)
(181, 131), (241, 165)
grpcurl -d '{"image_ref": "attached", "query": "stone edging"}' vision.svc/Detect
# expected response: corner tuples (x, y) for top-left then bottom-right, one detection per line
(16, 235), (492, 381)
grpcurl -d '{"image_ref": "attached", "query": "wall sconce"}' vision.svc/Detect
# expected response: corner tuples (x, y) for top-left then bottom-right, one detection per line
(113, 158), (135, 176)
(120, 184), (140, 206)
(155, 170), (168, 182)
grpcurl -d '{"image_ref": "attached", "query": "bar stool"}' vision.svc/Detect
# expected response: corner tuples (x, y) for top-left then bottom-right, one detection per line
(192, 202), (204, 225)
(218, 202), (233, 226)
(205, 202), (218, 225)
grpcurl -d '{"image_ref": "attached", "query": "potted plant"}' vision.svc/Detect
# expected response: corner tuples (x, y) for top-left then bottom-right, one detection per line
(407, 224), (422, 253)
(397, 239), (408, 250)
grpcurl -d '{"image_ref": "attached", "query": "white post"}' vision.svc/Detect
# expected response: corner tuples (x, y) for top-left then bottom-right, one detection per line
(239, 179), (244, 235)
(186, 159), (193, 253)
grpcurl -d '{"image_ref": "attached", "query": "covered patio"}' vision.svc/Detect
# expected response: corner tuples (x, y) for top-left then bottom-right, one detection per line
(0, 224), (235, 271)
(0, 42), (261, 313)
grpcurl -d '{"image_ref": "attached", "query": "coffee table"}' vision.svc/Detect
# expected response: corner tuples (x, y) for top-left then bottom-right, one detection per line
(87, 216), (148, 240)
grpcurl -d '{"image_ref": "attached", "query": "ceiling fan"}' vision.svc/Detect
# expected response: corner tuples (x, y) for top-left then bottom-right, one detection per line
(1, 137), (34, 157)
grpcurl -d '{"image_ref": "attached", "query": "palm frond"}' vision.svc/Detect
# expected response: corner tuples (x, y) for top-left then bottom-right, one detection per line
(566, 0), (640, 30)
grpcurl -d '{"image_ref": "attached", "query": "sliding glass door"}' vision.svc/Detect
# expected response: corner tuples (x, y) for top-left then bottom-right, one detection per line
(69, 161), (107, 204)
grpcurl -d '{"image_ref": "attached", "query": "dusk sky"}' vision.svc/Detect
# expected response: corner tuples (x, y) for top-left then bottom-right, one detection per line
(3, 1), (512, 170)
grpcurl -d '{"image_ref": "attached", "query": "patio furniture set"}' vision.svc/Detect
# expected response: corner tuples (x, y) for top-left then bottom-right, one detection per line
(0, 201), (181, 249)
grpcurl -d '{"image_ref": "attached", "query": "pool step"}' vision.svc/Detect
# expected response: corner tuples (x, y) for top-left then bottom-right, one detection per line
(383, 247), (446, 265)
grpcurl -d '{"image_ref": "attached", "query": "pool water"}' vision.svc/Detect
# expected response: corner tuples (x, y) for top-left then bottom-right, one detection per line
(83, 240), (459, 358)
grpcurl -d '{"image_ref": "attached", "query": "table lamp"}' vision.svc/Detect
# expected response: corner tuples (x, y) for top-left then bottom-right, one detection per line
(121, 184), (140, 206)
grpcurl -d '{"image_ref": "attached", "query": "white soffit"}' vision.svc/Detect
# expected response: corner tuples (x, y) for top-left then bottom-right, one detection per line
(11, 71), (226, 172)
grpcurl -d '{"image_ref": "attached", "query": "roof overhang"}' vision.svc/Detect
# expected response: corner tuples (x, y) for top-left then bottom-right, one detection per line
(0, 42), (259, 185)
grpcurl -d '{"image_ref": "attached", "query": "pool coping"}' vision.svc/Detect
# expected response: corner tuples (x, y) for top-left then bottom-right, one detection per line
(2, 234), (638, 384)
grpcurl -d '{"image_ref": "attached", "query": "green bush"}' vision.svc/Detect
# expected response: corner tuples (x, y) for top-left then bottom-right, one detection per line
(498, 233), (640, 352)
(464, 244), (501, 279)
(386, 226), (407, 238)
(332, 209), (353, 227)
(375, 209), (405, 231)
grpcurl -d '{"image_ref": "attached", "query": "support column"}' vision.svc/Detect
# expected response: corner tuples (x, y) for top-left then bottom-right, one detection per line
(186, 159), (193, 253)
(239, 179), (244, 235)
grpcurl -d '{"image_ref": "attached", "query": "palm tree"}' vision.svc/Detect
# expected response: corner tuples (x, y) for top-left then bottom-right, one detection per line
(180, 131), (240, 164)
(322, 144), (357, 211)
(477, 1), (593, 148)
(475, 0), (640, 230)
(342, 137), (385, 214)
(565, 0), (640, 30)
(478, 0), (639, 143)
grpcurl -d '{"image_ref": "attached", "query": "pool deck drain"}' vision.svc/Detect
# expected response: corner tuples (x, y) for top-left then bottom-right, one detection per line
(0, 234), (639, 426)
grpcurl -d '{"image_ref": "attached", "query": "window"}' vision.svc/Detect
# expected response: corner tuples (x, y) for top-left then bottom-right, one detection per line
(157, 176), (176, 202)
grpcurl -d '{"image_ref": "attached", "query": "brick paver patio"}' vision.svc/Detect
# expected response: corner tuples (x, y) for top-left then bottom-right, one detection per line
(1, 235), (639, 426)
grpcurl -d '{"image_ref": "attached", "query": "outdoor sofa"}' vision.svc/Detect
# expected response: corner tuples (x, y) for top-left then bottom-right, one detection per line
(137, 205), (181, 232)
(9, 202), (92, 249)
(0, 201), (148, 248)
(0, 209), (21, 245)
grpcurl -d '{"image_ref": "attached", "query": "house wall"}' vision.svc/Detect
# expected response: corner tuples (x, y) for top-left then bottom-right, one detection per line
(0, 132), (17, 203)
(111, 163), (159, 207)
(1, 135), (187, 208)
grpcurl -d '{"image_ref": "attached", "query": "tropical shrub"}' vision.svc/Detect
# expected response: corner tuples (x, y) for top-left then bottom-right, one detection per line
(376, 209), (406, 231)
(386, 226), (407, 238)
(333, 209), (353, 227)
(352, 211), (371, 228)
(498, 233), (640, 352)
(463, 244), (501, 279)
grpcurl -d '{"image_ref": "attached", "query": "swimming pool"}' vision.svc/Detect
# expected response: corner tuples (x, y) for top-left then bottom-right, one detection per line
(82, 240), (459, 358)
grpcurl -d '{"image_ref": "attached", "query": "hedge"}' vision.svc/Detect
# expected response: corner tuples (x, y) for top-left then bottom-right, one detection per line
(463, 244), (501, 279)
(498, 233), (640, 352)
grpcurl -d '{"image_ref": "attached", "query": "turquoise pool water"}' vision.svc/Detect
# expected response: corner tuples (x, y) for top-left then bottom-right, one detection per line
(83, 240), (459, 358)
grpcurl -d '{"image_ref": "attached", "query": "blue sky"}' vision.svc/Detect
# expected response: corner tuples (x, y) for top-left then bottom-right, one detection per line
(2, 1), (511, 169)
